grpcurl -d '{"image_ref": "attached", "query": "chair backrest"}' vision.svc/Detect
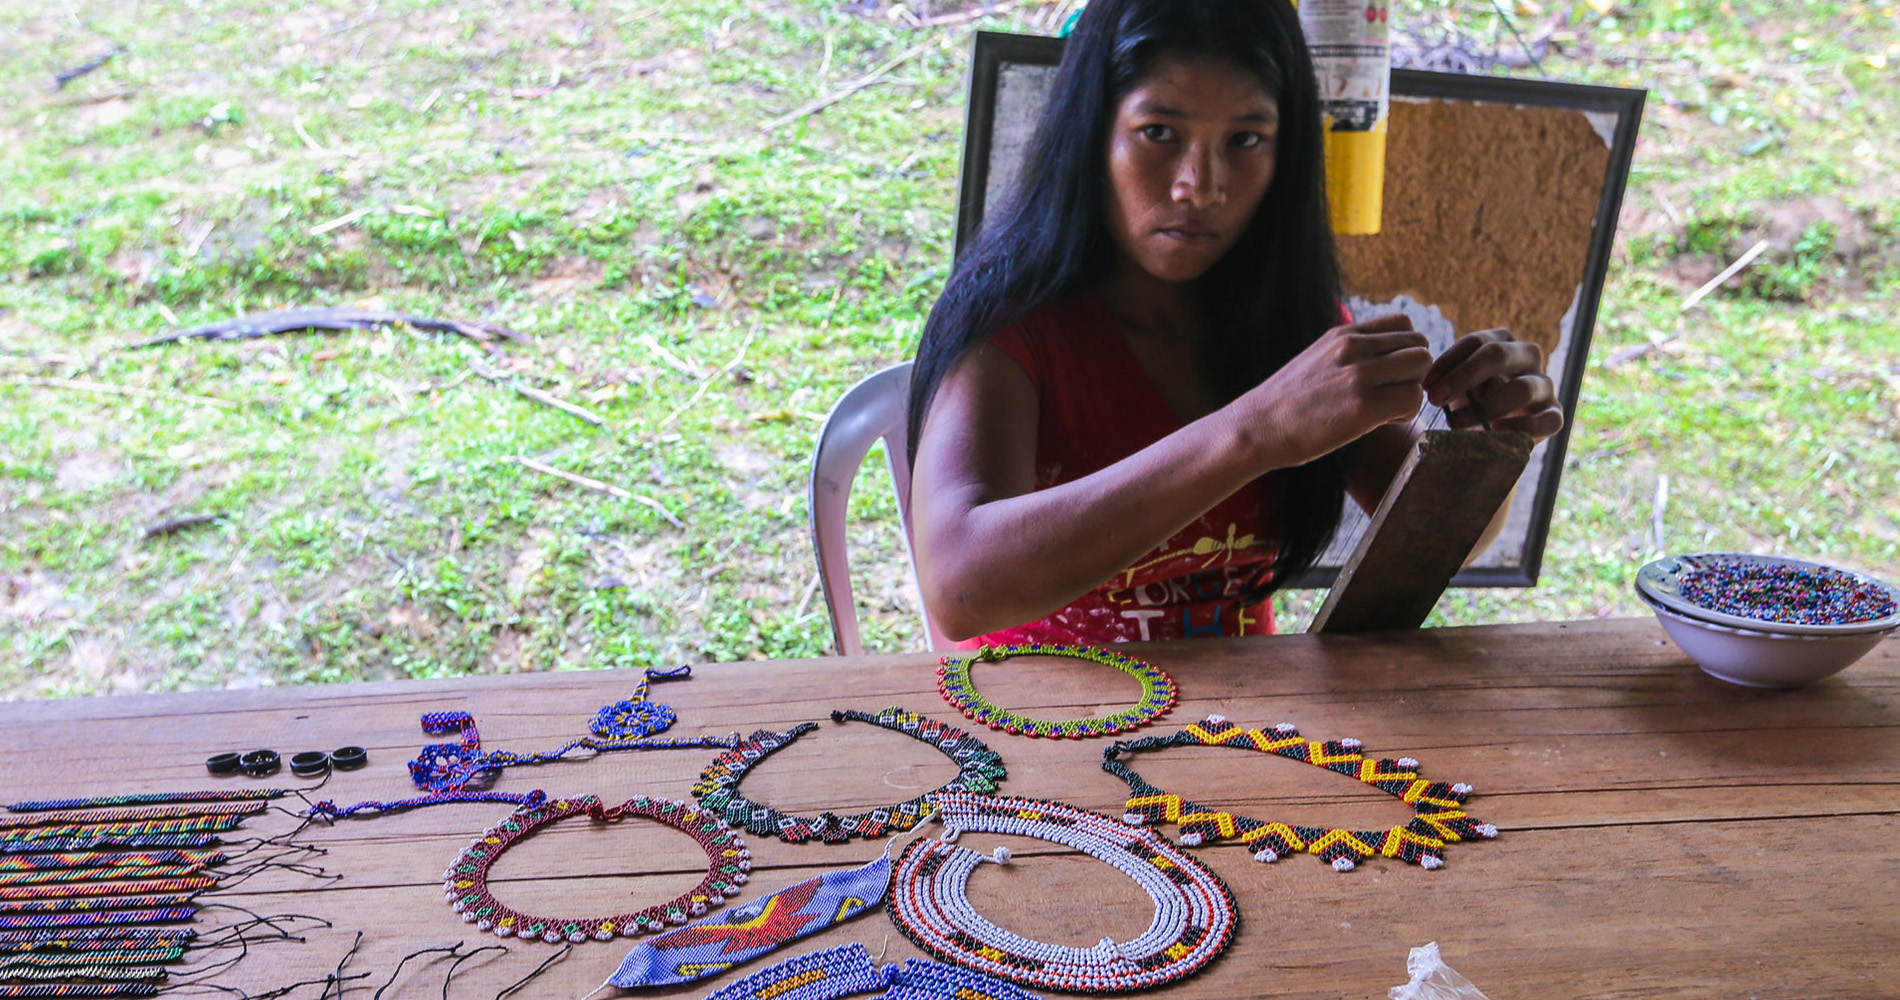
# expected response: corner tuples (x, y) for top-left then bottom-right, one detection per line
(807, 361), (952, 656)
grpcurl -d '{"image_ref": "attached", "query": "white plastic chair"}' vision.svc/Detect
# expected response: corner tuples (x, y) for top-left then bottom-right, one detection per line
(807, 361), (952, 655)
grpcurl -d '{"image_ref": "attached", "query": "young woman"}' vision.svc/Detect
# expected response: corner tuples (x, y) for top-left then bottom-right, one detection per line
(906, 0), (1563, 646)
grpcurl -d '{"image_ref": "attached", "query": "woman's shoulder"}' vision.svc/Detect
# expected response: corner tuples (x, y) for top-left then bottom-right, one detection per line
(987, 291), (1114, 376)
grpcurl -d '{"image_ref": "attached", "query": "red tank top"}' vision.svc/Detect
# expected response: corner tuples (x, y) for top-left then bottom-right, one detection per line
(963, 292), (1280, 648)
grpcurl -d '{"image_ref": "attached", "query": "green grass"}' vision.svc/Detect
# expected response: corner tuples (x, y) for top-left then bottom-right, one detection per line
(3, 0), (1898, 696)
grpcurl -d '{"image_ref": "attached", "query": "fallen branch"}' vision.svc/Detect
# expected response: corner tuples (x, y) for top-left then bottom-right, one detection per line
(6, 375), (237, 408)
(52, 47), (121, 90)
(639, 335), (702, 381)
(511, 456), (684, 527)
(659, 329), (755, 428)
(468, 359), (604, 426)
(764, 40), (931, 133)
(143, 513), (223, 539)
(128, 308), (526, 349)
(1680, 239), (1770, 312)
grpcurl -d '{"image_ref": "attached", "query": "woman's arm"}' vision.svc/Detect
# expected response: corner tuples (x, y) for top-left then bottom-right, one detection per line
(910, 316), (1432, 640)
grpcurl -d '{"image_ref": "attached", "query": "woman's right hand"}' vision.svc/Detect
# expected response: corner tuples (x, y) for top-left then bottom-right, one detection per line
(1235, 312), (1432, 468)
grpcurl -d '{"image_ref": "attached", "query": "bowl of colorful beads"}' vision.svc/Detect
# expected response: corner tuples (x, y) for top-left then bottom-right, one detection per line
(1635, 553), (1900, 688)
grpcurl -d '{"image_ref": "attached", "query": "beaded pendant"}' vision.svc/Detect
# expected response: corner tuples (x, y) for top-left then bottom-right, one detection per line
(935, 645), (1177, 739)
(887, 792), (1236, 993)
(443, 795), (748, 944)
(1100, 717), (1499, 870)
(692, 708), (1007, 845)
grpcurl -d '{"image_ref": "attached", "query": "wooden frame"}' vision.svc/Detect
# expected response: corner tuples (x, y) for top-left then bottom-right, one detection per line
(953, 30), (1646, 588)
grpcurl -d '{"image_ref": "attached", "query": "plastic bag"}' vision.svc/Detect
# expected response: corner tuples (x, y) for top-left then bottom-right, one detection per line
(1388, 942), (1491, 1000)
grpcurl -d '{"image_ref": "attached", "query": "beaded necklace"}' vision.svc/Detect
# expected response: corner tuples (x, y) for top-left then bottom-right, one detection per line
(700, 942), (1054, 1000)
(4, 791), (282, 813)
(936, 645), (1177, 739)
(887, 792), (1235, 993)
(314, 668), (736, 819)
(444, 795), (748, 944)
(692, 708), (1007, 845)
(1100, 717), (1499, 871)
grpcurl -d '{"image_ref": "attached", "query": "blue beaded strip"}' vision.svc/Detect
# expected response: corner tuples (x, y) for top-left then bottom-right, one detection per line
(699, 943), (1055, 1000)
(0, 910), (196, 932)
(0, 836), (217, 856)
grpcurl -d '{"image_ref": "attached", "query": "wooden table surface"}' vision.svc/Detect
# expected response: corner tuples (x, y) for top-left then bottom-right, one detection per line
(4, 618), (1897, 1000)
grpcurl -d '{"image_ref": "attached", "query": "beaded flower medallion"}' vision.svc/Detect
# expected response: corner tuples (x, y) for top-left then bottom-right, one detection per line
(444, 795), (749, 943)
(888, 792), (1235, 993)
(1100, 717), (1498, 871)
(936, 645), (1177, 739)
(692, 708), (1006, 844)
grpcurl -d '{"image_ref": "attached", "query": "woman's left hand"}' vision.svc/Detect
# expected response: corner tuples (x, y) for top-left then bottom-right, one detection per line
(1421, 328), (1564, 442)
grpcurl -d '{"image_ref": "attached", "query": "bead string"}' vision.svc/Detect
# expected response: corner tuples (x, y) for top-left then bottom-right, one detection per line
(936, 645), (1177, 739)
(692, 707), (1007, 845)
(0, 912), (196, 933)
(5, 791), (284, 814)
(0, 948), (183, 967)
(888, 792), (1236, 993)
(445, 795), (748, 944)
(1100, 717), (1499, 871)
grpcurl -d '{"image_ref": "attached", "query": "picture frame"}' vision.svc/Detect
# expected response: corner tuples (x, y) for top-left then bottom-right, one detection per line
(953, 30), (1646, 587)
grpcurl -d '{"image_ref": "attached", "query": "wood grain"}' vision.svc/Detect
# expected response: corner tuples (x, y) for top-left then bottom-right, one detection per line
(1, 619), (1895, 1000)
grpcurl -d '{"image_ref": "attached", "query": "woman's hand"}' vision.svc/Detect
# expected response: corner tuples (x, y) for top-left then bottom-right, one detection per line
(1421, 328), (1564, 442)
(1235, 312), (1433, 468)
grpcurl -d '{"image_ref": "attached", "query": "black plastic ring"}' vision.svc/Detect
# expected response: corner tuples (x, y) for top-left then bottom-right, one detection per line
(206, 752), (243, 775)
(289, 751), (330, 777)
(239, 749), (281, 777)
(330, 746), (368, 771)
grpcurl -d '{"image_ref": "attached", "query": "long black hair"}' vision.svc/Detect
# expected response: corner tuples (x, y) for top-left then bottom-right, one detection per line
(906, 0), (1349, 598)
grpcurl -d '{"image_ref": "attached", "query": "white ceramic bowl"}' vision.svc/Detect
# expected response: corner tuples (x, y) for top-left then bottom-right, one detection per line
(1638, 591), (1893, 688)
(1635, 552), (1900, 635)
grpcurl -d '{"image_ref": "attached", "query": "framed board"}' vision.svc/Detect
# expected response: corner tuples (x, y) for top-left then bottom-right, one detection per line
(954, 30), (1645, 587)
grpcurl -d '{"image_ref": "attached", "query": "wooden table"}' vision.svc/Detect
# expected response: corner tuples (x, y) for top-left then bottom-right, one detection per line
(4, 619), (1897, 999)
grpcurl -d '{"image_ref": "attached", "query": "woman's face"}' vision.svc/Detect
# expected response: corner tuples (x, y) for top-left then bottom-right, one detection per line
(1103, 53), (1278, 284)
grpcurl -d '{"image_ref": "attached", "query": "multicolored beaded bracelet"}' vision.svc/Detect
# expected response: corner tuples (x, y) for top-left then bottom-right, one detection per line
(0, 964), (168, 984)
(1100, 717), (1499, 871)
(0, 867), (206, 891)
(936, 645), (1177, 739)
(888, 792), (1236, 993)
(0, 894), (200, 918)
(0, 986), (161, 998)
(0, 805), (264, 831)
(0, 880), (215, 904)
(0, 855), (217, 877)
(691, 708), (1007, 845)
(4, 791), (283, 813)
(444, 795), (748, 944)
(0, 929), (195, 953)
(0, 945), (185, 965)
(0, 836), (219, 856)
(0, 910), (196, 933)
